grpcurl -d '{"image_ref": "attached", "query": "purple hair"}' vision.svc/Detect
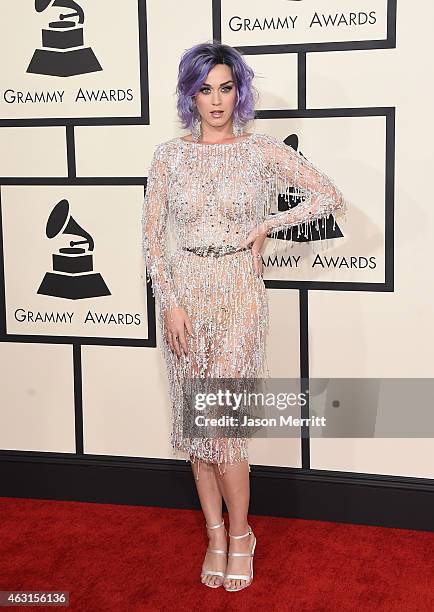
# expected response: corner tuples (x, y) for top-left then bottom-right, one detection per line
(176, 40), (258, 132)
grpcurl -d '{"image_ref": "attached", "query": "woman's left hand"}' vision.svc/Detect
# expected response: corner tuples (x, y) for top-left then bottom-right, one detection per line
(239, 223), (268, 277)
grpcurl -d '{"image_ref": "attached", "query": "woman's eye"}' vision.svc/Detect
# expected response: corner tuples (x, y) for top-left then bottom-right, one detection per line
(200, 86), (232, 94)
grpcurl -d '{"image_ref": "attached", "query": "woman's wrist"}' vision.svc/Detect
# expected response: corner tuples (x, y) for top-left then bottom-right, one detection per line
(259, 221), (270, 237)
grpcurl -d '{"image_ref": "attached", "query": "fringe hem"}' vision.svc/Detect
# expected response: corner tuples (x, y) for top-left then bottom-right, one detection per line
(170, 438), (251, 481)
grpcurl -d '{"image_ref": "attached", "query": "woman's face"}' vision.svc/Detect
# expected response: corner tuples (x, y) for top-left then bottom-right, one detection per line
(193, 63), (237, 132)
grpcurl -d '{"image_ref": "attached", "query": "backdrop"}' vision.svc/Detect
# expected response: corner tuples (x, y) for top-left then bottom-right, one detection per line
(1, 1), (433, 491)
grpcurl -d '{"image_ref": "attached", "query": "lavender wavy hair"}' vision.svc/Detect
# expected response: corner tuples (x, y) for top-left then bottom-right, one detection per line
(176, 40), (258, 132)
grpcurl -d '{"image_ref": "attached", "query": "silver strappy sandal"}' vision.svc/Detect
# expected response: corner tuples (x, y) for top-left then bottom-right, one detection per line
(200, 518), (227, 588)
(224, 525), (256, 592)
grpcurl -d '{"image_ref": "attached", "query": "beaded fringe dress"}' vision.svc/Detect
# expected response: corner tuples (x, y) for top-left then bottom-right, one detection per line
(142, 132), (347, 477)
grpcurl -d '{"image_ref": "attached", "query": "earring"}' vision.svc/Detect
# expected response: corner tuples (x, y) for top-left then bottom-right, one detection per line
(232, 117), (244, 137)
(192, 113), (201, 142)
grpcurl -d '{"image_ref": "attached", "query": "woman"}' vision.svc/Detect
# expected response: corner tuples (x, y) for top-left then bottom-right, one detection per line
(142, 41), (347, 592)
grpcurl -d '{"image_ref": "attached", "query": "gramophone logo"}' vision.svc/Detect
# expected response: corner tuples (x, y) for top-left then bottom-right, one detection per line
(37, 198), (111, 300)
(271, 134), (345, 244)
(27, 0), (102, 77)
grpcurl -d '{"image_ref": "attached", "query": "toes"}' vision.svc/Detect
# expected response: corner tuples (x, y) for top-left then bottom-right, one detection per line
(202, 574), (224, 587)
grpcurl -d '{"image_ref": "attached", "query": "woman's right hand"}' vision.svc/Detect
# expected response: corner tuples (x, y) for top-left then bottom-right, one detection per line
(164, 305), (194, 358)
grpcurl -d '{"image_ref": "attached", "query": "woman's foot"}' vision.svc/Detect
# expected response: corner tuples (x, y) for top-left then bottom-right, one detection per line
(201, 519), (228, 588)
(223, 525), (256, 591)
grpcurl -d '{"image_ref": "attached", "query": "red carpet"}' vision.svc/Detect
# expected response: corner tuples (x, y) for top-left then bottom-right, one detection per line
(0, 496), (433, 612)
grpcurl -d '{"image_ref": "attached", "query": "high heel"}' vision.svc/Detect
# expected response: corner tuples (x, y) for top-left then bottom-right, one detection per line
(223, 525), (256, 592)
(200, 518), (227, 588)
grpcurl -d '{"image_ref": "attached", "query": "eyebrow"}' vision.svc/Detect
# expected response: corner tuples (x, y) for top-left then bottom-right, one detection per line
(202, 80), (234, 87)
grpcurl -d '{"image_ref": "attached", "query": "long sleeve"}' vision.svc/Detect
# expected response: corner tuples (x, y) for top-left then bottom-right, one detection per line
(261, 135), (348, 242)
(141, 143), (179, 315)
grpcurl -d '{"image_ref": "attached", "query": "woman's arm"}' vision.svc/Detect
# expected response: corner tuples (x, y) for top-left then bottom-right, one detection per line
(141, 143), (179, 316)
(261, 134), (348, 240)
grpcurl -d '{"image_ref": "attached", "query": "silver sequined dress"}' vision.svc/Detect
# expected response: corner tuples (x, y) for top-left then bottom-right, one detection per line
(142, 132), (347, 473)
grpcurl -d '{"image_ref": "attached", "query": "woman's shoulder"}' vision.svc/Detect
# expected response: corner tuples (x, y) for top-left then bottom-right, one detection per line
(252, 132), (284, 145)
(150, 137), (181, 158)
(245, 132), (287, 152)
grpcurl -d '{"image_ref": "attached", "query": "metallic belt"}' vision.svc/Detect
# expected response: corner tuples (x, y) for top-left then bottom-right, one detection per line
(182, 244), (248, 257)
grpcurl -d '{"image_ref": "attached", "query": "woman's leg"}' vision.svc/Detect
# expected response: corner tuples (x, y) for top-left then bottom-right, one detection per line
(201, 289), (260, 590)
(213, 460), (255, 590)
(191, 459), (228, 587)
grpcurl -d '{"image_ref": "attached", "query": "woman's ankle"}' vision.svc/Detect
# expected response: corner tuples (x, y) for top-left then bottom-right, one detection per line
(229, 523), (250, 536)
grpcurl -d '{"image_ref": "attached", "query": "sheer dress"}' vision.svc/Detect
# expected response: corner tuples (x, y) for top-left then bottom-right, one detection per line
(142, 132), (347, 477)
